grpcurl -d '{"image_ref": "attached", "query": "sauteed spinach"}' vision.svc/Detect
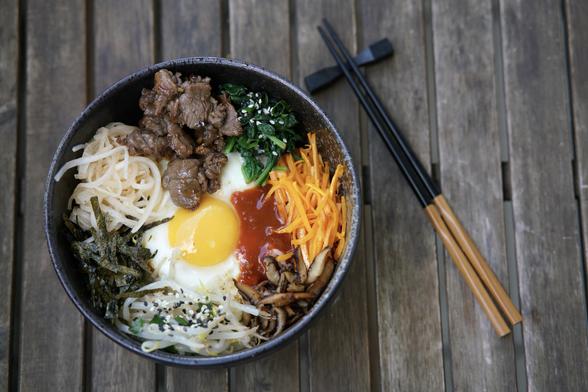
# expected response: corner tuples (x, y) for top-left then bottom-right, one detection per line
(221, 83), (300, 185)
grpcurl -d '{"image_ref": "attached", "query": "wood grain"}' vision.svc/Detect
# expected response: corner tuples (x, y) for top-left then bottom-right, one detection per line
(432, 0), (516, 389)
(0, 0), (18, 388)
(18, 0), (86, 389)
(159, 1), (228, 389)
(500, 0), (588, 389)
(296, 1), (371, 391)
(93, 0), (155, 94)
(359, 0), (445, 390)
(566, 0), (588, 277)
(229, 1), (301, 391)
(90, 2), (157, 390)
(160, 0), (222, 60)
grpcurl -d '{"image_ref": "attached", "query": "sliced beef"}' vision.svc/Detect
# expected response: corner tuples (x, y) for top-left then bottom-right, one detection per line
(118, 129), (172, 160)
(194, 125), (225, 155)
(203, 152), (228, 193)
(152, 70), (181, 115)
(208, 97), (226, 129)
(218, 93), (243, 136)
(166, 121), (194, 159)
(162, 159), (206, 210)
(138, 115), (167, 136)
(130, 70), (234, 209)
(139, 88), (157, 116)
(178, 76), (213, 129)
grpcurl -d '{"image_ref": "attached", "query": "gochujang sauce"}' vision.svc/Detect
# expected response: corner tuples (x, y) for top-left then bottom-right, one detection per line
(231, 186), (291, 285)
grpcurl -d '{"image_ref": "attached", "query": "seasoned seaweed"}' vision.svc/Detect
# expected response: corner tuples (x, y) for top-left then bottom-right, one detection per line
(65, 196), (164, 322)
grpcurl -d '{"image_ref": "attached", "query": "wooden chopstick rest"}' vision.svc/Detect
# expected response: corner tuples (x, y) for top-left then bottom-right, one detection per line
(434, 195), (522, 326)
(425, 204), (511, 337)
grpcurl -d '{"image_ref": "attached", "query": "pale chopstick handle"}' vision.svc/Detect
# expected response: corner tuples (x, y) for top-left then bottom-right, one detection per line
(434, 195), (522, 325)
(425, 205), (511, 337)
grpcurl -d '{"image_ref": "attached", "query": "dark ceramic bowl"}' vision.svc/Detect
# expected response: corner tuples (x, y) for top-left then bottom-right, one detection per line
(44, 57), (361, 367)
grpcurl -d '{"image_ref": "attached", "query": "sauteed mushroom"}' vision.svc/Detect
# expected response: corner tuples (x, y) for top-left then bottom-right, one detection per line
(235, 247), (337, 338)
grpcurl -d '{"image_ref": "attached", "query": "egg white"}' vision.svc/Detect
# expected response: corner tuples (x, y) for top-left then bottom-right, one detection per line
(143, 152), (254, 292)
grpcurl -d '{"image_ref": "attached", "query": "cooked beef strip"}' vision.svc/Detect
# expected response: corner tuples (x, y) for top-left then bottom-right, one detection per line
(193, 125), (225, 156)
(152, 69), (181, 115)
(162, 159), (206, 210)
(117, 129), (172, 160)
(208, 97), (226, 129)
(138, 88), (157, 116)
(218, 93), (243, 136)
(203, 152), (227, 180)
(178, 76), (213, 129)
(138, 115), (167, 136)
(121, 69), (235, 209)
(166, 121), (194, 159)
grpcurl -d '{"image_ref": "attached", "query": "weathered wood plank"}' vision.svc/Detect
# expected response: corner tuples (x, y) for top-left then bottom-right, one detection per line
(0, 0), (18, 388)
(500, 0), (588, 389)
(90, 2), (157, 390)
(159, 1), (228, 389)
(160, 0), (222, 60)
(296, 1), (371, 391)
(19, 0), (86, 389)
(566, 0), (588, 278)
(229, 1), (300, 391)
(93, 0), (155, 93)
(432, 0), (516, 390)
(359, 1), (444, 390)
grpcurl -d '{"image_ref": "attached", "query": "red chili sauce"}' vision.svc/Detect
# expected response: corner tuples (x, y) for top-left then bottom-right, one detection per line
(231, 186), (291, 285)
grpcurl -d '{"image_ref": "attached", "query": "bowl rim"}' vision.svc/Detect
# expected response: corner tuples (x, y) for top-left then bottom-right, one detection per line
(44, 56), (361, 367)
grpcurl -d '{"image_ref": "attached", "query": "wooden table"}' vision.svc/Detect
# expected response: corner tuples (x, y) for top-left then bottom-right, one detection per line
(2, 0), (588, 390)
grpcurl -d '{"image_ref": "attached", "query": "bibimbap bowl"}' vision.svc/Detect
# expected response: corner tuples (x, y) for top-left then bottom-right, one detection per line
(44, 57), (360, 367)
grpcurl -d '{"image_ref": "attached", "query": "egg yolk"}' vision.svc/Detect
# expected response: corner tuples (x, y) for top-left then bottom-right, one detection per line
(168, 196), (239, 266)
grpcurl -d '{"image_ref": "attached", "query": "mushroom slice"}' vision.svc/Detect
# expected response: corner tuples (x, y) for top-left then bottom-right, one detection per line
(263, 256), (281, 285)
(294, 248), (308, 284)
(266, 318), (277, 335)
(283, 271), (297, 283)
(287, 283), (305, 292)
(261, 315), (270, 330)
(258, 292), (315, 307)
(277, 273), (288, 293)
(284, 305), (296, 317)
(273, 307), (288, 337)
(306, 257), (335, 297)
(233, 279), (262, 305)
(307, 247), (331, 284)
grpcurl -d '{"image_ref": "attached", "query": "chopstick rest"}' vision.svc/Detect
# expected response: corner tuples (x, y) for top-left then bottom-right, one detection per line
(304, 38), (394, 94)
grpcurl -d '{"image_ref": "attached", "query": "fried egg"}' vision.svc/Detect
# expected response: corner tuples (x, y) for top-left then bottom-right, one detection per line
(143, 152), (255, 292)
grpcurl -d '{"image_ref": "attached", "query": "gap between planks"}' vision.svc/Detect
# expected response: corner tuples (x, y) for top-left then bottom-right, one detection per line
(422, 0), (453, 390)
(491, 0), (527, 389)
(9, 0), (27, 390)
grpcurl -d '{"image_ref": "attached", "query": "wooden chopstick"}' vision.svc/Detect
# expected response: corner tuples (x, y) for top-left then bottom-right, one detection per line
(319, 20), (521, 335)
(320, 20), (522, 327)
(432, 195), (521, 324)
(424, 205), (510, 336)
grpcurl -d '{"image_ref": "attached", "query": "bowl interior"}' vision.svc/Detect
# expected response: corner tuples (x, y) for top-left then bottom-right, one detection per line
(45, 57), (360, 367)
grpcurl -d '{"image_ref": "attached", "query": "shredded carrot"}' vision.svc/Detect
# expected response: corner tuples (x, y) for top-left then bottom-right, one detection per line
(276, 252), (293, 262)
(268, 132), (347, 266)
